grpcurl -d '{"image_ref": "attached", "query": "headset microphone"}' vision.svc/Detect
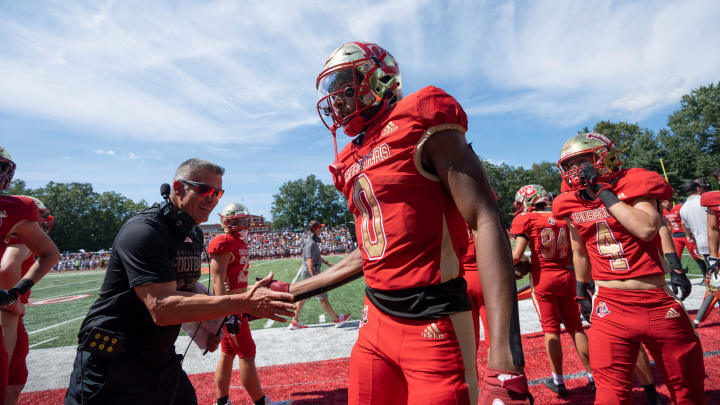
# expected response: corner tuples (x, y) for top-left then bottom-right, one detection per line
(160, 183), (171, 200)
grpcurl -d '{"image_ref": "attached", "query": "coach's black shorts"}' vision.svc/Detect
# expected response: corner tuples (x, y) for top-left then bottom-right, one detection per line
(64, 347), (197, 405)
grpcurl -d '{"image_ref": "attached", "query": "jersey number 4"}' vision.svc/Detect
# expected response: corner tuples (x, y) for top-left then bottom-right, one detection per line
(540, 227), (569, 259)
(353, 174), (387, 260)
(596, 221), (629, 271)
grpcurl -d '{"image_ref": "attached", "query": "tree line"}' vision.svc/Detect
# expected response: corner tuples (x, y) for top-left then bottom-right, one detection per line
(3, 81), (718, 249)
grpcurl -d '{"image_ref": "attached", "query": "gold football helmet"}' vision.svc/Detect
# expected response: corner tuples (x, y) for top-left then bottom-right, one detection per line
(557, 132), (622, 190)
(316, 41), (402, 143)
(21, 196), (54, 233)
(0, 146), (16, 191)
(513, 185), (549, 215)
(219, 202), (250, 233)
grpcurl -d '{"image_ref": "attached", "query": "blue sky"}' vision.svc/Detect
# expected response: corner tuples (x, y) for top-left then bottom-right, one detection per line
(2, 0), (719, 222)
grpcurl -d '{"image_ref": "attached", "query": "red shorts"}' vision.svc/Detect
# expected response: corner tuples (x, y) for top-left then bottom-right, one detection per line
(220, 316), (256, 358)
(589, 286), (705, 405)
(672, 236), (700, 260)
(0, 328), (7, 401)
(530, 270), (583, 335)
(349, 297), (478, 405)
(462, 271), (489, 348)
(8, 318), (28, 386)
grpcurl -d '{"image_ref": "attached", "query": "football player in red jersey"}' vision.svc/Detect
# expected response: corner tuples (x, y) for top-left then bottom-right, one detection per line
(552, 133), (705, 404)
(661, 198), (707, 279)
(0, 146), (61, 403)
(700, 191), (720, 278)
(209, 203), (290, 405)
(269, 41), (532, 405)
(1, 196), (54, 405)
(510, 185), (593, 397)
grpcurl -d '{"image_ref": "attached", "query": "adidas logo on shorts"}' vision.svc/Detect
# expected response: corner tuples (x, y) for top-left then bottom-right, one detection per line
(665, 308), (681, 319)
(421, 323), (446, 340)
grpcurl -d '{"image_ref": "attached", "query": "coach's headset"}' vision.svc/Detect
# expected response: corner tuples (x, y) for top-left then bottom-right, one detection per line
(159, 182), (197, 237)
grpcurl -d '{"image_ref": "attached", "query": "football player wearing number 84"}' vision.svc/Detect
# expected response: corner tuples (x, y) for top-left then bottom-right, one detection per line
(552, 132), (706, 404)
(269, 41), (533, 405)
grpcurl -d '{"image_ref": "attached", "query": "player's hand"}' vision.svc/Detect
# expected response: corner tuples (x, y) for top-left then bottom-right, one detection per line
(205, 332), (221, 353)
(256, 276), (291, 294)
(0, 289), (18, 307)
(576, 281), (593, 323)
(243, 272), (295, 322)
(708, 256), (719, 275)
(478, 367), (533, 405)
(669, 270), (692, 301)
(579, 164), (612, 198)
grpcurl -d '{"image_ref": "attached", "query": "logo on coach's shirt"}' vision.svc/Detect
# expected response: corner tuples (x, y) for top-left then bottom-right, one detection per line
(422, 323), (447, 340)
(596, 302), (610, 318)
(184, 237), (193, 243)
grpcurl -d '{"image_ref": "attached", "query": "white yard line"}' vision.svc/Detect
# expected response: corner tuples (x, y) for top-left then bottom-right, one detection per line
(28, 316), (86, 335)
(29, 337), (58, 348)
(264, 265), (304, 329)
(29, 288), (99, 302)
(33, 278), (105, 291)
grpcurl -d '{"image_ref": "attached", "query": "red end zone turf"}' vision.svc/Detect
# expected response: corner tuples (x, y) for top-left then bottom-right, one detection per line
(21, 310), (720, 404)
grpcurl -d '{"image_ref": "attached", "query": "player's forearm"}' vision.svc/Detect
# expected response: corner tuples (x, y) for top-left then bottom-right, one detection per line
(608, 202), (660, 241)
(573, 253), (591, 283)
(474, 217), (520, 372)
(22, 252), (60, 285)
(708, 213), (719, 257)
(658, 221), (676, 255)
(290, 249), (362, 297)
(511, 237), (527, 265)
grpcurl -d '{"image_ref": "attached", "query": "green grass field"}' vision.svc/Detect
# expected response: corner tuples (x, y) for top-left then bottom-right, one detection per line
(23, 251), (706, 350)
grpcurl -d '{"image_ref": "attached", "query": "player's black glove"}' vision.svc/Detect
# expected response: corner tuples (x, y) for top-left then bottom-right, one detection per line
(0, 279), (33, 307)
(224, 314), (242, 334)
(670, 270), (692, 301)
(576, 281), (593, 323)
(578, 164), (619, 207)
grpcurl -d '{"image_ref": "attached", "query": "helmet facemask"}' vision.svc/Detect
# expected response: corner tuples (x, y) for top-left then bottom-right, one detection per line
(0, 155), (16, 191)
(41, 211), (54, 233)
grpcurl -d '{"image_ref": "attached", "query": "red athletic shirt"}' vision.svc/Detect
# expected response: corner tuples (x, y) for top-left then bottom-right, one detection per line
(0, 195), (40, 261)
(207, 233), (249, 290)
(511, 211), (571, 282)
(461, 227), (476, 274)
(663, 204), (685, 233)
(332, 86), (469, 290)
(552, 168), (672, 281)
(700, 191), (720, 215)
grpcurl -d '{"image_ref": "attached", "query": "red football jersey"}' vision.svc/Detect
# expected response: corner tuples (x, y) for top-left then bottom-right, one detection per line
(700, 191), (720, 215)
(553, 168), (672, 281)
(207, 233), (249, 290)
(461, 227), (476, 273)
(511, 211), (572, 282)
(332, 86), (469, 290)
(0, 195), (40, 260)
(663, 204), (685, 233)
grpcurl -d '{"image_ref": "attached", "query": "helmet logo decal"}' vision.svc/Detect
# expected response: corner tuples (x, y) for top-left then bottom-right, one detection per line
(586, 132), (611, 145)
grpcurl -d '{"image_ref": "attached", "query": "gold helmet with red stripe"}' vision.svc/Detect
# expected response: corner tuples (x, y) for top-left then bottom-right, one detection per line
(0, 146), (16, 191)
(219, 202), (250, 234)
(513, 185), (549, 215)
(557, 132), (622, 190)
(22, 196), (54, 233)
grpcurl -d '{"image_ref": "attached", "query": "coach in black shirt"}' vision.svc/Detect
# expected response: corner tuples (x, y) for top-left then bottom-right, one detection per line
(65, 159), (294, 405)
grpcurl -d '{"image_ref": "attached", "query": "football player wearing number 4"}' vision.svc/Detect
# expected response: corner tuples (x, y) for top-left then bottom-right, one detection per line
(269, 41), (533, 404)
(510, 185), (593, 398)
(552, 132), (705, 405)
(208, 203), (291, 405)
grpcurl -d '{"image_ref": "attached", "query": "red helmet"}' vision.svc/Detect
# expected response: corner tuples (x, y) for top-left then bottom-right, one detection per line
(557, 132), (622, 190)
(316, 42), (402, 138)
(513, 185), (549, 215)
(0, 146), (16, 191)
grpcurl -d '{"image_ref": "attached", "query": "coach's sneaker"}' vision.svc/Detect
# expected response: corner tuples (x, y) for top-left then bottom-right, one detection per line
(333, 312), (351, 328)
(288, 320), (307, 330)
(544, 379), (568, 398)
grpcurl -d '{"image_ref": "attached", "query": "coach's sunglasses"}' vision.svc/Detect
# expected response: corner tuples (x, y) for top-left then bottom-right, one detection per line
(177, 179), (224, 200)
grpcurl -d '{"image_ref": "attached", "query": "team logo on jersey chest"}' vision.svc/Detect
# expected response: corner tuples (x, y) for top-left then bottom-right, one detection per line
(571, 207), (612, 224)
(596, 301), (610, 318)
(421, 323), (447, 340)
(343, 143), (392, 183)
(381, 121), (398, 137)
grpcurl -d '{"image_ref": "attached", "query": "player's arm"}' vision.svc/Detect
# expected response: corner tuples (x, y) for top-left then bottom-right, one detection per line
(511, 235), (528, 265)
(0, 244), (31, 288)
(567, 221), (590, 283)
(601, 198), (662, 242)
(288, 248), (363, 301)
(306, 258), (315, 276)
(423, 129), (520, 373)
(4, 221), (60, 299)
(134, 272), (294, 325)
(708, 211), (719, 258)
(681, 218), (697, 244)
(210, 252), (232, 296)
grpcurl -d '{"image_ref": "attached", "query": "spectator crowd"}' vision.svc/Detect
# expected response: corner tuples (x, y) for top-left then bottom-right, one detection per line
(52, 251), (110, 271)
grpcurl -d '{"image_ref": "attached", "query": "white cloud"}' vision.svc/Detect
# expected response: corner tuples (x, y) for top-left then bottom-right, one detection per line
(93, 149), (104, 154)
